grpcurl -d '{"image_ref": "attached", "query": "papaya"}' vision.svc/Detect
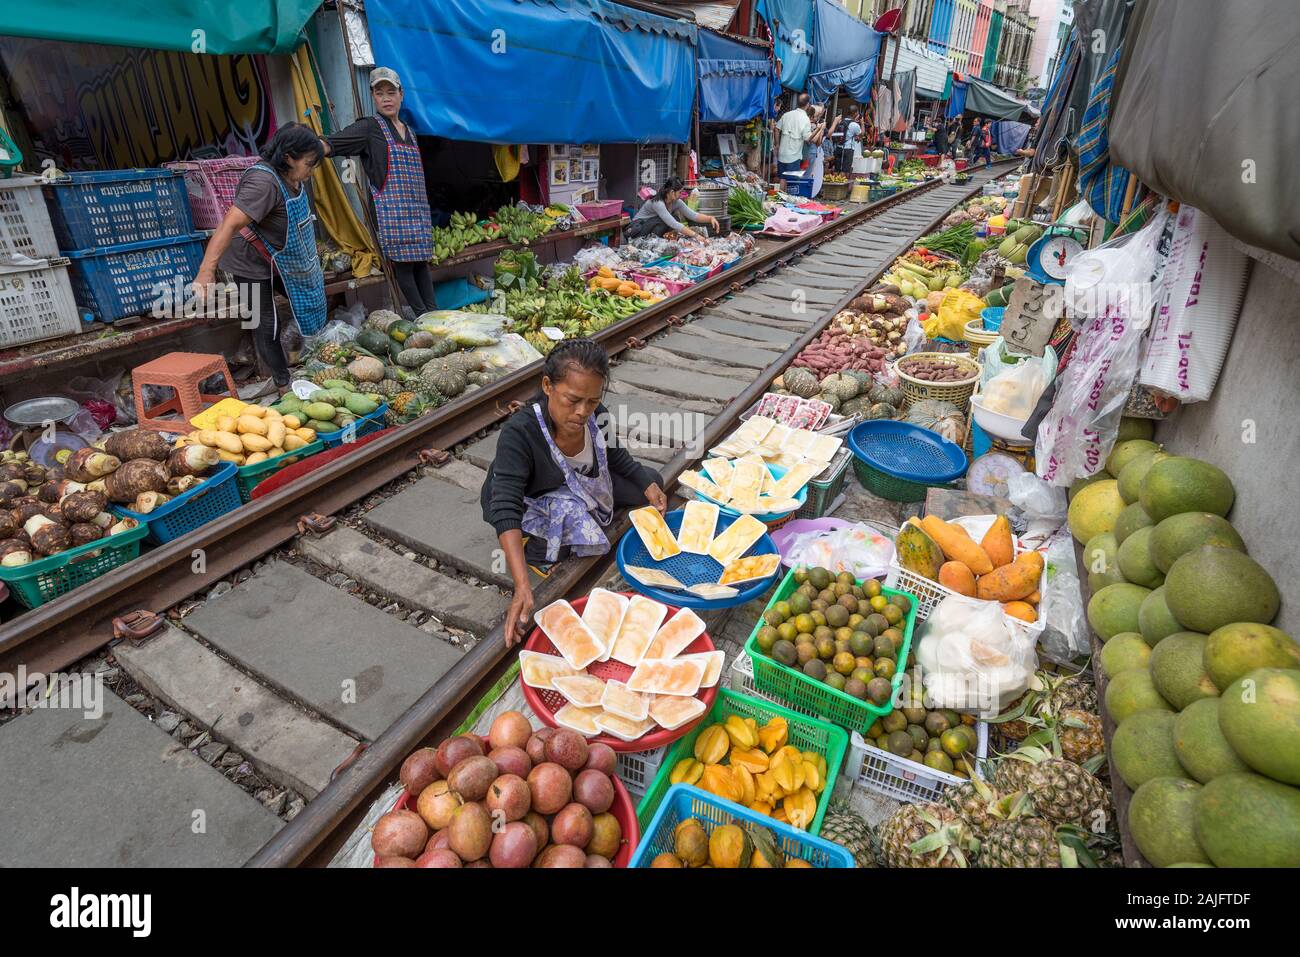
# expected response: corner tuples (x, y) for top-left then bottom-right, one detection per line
(920, 515), (993, 575)
(895, 521), (944, 580)
(975, 551), (1044, 602)
(980, 515), (1014, 569)
(937, 561), (977, 597)
(1002, 601), (1037, 623)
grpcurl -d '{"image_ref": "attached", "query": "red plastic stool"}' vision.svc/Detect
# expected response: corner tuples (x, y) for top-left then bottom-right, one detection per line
(131, 352), (238, 433)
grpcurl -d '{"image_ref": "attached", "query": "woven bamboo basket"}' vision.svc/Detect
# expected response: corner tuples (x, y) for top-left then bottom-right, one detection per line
(895, 352), (981, 410)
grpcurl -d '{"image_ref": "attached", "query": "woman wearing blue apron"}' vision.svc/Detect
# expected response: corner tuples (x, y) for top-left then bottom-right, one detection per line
(481, 339), (668, 643)
(195, 123), (327, 396)
(323, 67), (437, 315)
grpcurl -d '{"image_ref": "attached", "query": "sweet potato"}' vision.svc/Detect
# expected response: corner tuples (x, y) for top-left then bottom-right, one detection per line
(103, 429), (171, 462)
(1025, 590), (1041, 605)
(980, 515), (1014, 569)
(920, 515), (993, 576)
(975, 551), (1044, 602)
(937, 561), (977, 597)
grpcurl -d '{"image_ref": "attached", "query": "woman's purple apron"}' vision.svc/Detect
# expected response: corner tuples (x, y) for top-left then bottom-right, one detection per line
(520, 404), (614, 562)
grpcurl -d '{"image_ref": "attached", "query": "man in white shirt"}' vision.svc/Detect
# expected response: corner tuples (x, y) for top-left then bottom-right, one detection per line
(776, 93), (813, 175)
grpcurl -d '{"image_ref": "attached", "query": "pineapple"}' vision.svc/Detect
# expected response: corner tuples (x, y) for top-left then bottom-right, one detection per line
(316, 342), (346, 366)
(390, 391), (417, 415)
(977, 817), (1070, 868)
(995, 670), (1098, 744)
(874, 802), (976, 868)
(373, 379), (402, 398)
(1053, 708), (1105, 764)
(941, 776), (1008, 835)
(818, 803), (876, 868)
(994, 747), (1111, 830)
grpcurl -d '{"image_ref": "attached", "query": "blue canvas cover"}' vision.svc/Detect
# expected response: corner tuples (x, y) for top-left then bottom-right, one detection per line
(757, 0), (814, 92)
(697, 29), (776, 122)
(807, 0), (881, 102)
(946, 80), (968, 118)
(367, 0), (698, 144)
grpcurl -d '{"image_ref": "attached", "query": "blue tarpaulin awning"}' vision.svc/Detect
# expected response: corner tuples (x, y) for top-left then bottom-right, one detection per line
(697, 29), (777, 122)
(807, 0), (881, 101)
(756, 0), (814, 92)
(947, 79), (968, 117)
(367, 0), (698, 144)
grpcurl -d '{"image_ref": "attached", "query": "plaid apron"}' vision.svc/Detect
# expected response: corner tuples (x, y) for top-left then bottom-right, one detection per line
(520, 404), (615, 563)
(371, 117), (433, 261)
(243, 163), (327, 336)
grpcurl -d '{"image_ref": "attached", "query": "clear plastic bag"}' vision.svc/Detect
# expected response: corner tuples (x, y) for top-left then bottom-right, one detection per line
(914, 595), (1039, 714)
(1007, 471), (1067, 526)
(902, 315), (929, 355)
(982, 360), (1047, 419)
(1037, 528), (1090, 664)
(302, 320), (359, 352)
(469, 333), (543, 373)
(782, 525), (896, 581)
(415, 311), (507, 347)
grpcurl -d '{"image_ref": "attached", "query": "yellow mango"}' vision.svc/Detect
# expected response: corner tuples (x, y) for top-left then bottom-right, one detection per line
(265, 420), (286, 448)
(236, 414), (268, 436)
(211, 431), (244, 454)
(240, 433), (272, 453)
(294, 427), (315, 441)
(283, 414), (302, 429)
(216, 415), (237, 433)
(243, 452), (268, 466)
(216, 449), (245, 465)
(240, 404), (267, 418)
(282, 434), (307, 452)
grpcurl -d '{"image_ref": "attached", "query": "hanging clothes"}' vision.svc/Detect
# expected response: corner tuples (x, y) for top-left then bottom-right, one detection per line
(1077, 47), (1142, 224)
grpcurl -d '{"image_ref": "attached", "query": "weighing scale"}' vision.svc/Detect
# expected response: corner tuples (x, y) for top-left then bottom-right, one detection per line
(1025, 225), (1087, 284)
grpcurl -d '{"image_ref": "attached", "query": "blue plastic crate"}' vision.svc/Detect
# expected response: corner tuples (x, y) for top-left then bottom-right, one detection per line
(629, 784), (855, 868)
(317, 403), (388, 448)
(43, 169), (195, 249)
(63, 232), (207, 322)
(111, 462), (241, 545)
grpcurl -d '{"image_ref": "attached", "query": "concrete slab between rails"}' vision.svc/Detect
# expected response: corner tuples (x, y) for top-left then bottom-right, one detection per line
(610, 363), (744, 403)
(0, 687), (281, 866)
(182, 561), (462, 741)
(115, 626), (359, 798)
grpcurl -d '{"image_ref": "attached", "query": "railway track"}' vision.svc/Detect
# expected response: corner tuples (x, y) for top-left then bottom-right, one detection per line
(0, 162), (1019, 867)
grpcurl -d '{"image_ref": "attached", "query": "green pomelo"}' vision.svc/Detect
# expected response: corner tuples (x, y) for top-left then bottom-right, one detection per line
(1148, 512), (1245, 575)
(1217, 668), (1300, 786)
(1068, 471), (1112, 502)
(1194, 772), (1300, 867)
(1117, 450), (1169, 504)
(1117, 417), (1155, 443)
(1083, 532), (1125, 593)
(1106, 439), (1162, 479)
(1128, 778), (1210, 867)
(1165, 546), (1280, 634)
(1113, 502), (1154, 547)
(1068, 479), (1125, 544)
(1112, 709), (1187, 790)
(1138, 587), (1182, 648)
(1104, 669), (1173, 724)
(1203, 623), (1300, 690)
(1148, 631), (1218, 710)
(1099, 632), (1152, 678)
(1139, 457), (1235, 523)
(1088, 583), (1152, 642)
(1116, 526), (1164, 588)
(1172, 698), (1249, 783)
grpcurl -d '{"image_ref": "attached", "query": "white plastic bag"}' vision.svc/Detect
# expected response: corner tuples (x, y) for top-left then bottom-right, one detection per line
(469, 333), (543, 373)
(783, 524), (895, 581)
(1007, 471), (1068, 526)
(914, 595), (1039, 715)
(1037, 528), (1090, 664)
(982, 360), (1047, 419)
(902, 315), (928, 355)
(416, 311), (507, 347)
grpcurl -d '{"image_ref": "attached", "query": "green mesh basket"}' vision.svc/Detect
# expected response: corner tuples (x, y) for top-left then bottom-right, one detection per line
(234, 439), (325, 502)
(0, 523), (148, 609)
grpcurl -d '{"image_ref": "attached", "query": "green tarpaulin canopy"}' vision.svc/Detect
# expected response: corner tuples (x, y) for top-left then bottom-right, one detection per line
(0, 0), (323, 55)
(964, 76), (1029, 121)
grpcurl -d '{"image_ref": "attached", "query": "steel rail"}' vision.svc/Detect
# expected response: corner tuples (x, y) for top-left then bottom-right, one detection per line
(0, 171), (1003, 678)
(247, 165), (1018, 867)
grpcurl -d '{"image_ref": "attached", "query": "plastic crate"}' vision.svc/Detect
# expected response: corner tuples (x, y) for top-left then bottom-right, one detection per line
(0, 175), (59, 259)
(576, 199), (624, 220)
(234, 439), (326, 503)
(630, 784), (853, 868)
(164, 155), (259, 229)
(0, 523), (148, 610)
(42, 168), (195, 250)
(636, 688), (849, 836)
(63, 232), (208, 323)
(794, 448), (851, 520)
(743, 568), (918, 734)
(627, 271), (692, 296)
(782, 175), (814, 199)
(0, 258), (83, 348)
(316, 403), (388, 448)
(845, 721), (989, 804)
(111, 461), (241, 545)
(614, 745), (667, 800)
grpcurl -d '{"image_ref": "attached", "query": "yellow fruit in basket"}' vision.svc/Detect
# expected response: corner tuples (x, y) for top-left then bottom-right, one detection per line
(694, 725), (730, 765)
(243, 452), (268, 466)
(283, 414), (302, 429)
(785, 858), (813, 868)
(748, 801), (774, 817)
(236, 414), (268, 436)
(294, 427), (316, 441)
(669, 758), (704, 786)
(734, 764), (757, 806)
(754, 770), (778, 803)
(240, 433), (272, 453)
(801, 760), (823, 794)
(673, 819), (709, 867)
(730, 748), (770, 774)
(725, 715), (757, 750)
(708, 825), (753, 868)
(758, 717), (788, 754)
(700, 764), (742, 803)
(265, 420), (286, 448)
(212, 431), (244, 454)
(803, 751), (829, 783)
(783, 788), (817, 831)
(217, 449), (245, 466)
(772, 806), (789, 825)
(216, 415), (237, 433)
(283, 434), (308, 452)
(240, 404), (266, 418)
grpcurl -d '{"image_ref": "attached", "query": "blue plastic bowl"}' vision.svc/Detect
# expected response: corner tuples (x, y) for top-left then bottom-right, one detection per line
(847, 420), (968, 485)
(616, 509), (779, 610)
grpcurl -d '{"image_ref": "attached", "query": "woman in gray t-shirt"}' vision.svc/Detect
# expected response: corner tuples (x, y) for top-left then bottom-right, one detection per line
(627, 177), (719, 239)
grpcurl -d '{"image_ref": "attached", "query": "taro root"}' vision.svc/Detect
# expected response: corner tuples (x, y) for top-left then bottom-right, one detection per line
(60, 489), (107, 524)
(103, 459), (169, 503)
(0, 481), (25, 505)
(131, 491), (172, 514)
(38, 479), (84, 503)
(0, 511), (15, 540)
(165, 475), (201, 496)
(11, 500), (47, 526)
(0, 538), (32, 567)
(108, 517), (139, 536)
(90, 512), (114, 529)
(25, 515), (70, 556)
(23, 462), (46, 486)
(103, 429), (172, 462)
(64, 448), (120, 483)
(166, 445), (220, 477)
(69, 523), (104, 547)
(0, 464), (26, 485)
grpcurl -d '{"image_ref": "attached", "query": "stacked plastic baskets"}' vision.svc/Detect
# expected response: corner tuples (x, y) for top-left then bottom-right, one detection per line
(0, 174), (83, 347)
(42, 169), (207, 323)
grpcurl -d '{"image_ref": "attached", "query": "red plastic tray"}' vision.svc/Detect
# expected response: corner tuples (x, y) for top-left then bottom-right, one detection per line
(374, 775), (640, 867)
(521, 592), (717, 753)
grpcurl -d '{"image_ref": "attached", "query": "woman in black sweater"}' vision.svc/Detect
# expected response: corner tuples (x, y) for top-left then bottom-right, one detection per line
(481, 339), (667, 642)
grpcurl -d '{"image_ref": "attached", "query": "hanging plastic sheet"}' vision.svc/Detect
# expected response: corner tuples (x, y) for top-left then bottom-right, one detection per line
(697, 29), (776, 123)
(992, 120), (1031, 154)
(806, 0), (882, 102)
(367, 0), (698, 144)
(946, 79), (968, 118)
(963, 76), (1029, 120)
(756, 0), (814, 92)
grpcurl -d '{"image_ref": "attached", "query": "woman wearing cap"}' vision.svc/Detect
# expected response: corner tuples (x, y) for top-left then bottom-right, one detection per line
(322, 67), (437, 315)
(194, 122), (327, 395)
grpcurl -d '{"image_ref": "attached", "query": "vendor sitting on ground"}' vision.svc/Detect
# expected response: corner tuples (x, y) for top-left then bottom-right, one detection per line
(626, 176), (719, 239)
(481, 338), (667, 643)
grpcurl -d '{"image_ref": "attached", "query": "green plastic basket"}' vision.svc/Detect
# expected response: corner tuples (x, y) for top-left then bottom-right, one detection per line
(0, 523), (148, 609)
(743, 568), (918, 734)
(796, 448), (851, 520)
(233, 439), (325, 502)
(635, 688), (848, 836)
(851, 455), (950, 503)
